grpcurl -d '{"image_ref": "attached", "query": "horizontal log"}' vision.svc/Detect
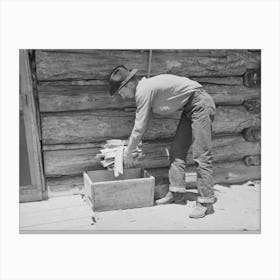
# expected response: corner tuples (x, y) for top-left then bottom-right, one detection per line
(41, 49), (229, 56)
(36, 50), (260, 81)
(44, 135), (260, 176)
(36, 50), (149, 80)
(41, 106), (260, 144)
(243, 99), (261, 114)
(43, 142), (102, 151)
(194, 76), (243, 85)
(243, 68), (261, 88)
(153, 160), (261, 199)
(242, 127), (261, 142)
(38, 81), (260, 112)
(151, 50), (260, 77)
(243, 155), (261, 166)
(47, 175), (83, 196)
(46, 160), (261, 197)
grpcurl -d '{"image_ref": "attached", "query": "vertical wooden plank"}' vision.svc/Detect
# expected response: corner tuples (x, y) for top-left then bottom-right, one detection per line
(20, 50), (46, 202)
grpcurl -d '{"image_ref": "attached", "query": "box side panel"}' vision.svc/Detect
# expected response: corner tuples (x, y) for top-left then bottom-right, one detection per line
(93, 177), (155, 211)
(88, 168), (141, 183)
(148, 176), (155, 205)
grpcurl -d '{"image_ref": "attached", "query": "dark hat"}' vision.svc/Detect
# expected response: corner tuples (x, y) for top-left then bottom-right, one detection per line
(109, 65), (138, 96)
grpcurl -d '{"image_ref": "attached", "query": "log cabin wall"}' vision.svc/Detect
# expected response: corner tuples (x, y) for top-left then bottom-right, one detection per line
(32, 49), (261, 198)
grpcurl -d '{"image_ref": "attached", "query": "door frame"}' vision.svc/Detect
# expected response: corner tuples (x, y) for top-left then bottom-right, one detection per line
(19, 50), (46, 202)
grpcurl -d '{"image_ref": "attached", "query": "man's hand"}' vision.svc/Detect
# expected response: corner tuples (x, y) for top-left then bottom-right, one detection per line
(123, 148), (136, 168)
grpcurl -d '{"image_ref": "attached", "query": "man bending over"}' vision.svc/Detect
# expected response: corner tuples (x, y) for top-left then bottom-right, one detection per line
(109, 65), (216, 219)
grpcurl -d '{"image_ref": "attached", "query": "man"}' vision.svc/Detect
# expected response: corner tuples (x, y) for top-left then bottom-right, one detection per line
(109, 65), (216, 218)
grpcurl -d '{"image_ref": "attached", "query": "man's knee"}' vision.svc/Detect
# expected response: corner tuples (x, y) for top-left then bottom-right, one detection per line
(169, 158), (186, 191)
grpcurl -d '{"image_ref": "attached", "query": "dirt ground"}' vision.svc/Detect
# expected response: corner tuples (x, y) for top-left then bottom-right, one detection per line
(20, 181), (260, 232)
(91, 181), (261, 232)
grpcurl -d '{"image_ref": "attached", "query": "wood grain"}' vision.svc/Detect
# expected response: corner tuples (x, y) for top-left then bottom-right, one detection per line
(151, 50), (260, 77)
(243, 68), (261, 88)
(41, 106), (260, 144)
(85, 168), (155, 211)
(46, 160), (261, 198)
(194, 76), (243, 85)
(36, 50), (150, 80)
(38, 81), (260, 112)
(36, 50), (260, 81)
(43, 135), (260, 176)
(242, 127), (261, 142)
(154, 160), (261, 199)
(243, 155), (261, 166)
(20, 50), (45, 201)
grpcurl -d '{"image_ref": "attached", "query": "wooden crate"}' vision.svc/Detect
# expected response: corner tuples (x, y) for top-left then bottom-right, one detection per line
(83, 168), (155, 212)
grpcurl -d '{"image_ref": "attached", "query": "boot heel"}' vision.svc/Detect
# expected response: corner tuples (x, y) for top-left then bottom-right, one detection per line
(206, 205), (214, 215)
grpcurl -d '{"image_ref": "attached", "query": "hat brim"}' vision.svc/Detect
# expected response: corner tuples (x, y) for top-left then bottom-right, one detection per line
(110, 68), (138, 96)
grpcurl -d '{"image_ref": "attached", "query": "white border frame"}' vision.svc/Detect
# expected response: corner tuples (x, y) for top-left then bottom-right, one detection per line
(1, 1), (280, 279)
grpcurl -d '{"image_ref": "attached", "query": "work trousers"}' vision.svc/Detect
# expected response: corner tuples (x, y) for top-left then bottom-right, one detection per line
(168, 88), (216, 203)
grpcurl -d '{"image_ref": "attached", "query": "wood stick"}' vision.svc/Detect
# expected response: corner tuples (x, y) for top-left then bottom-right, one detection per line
(114, 146), (124, 177)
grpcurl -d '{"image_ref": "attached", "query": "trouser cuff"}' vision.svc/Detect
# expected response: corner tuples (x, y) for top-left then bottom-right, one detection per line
(197, 196), (216, 203)
(169, 185), (187, 193)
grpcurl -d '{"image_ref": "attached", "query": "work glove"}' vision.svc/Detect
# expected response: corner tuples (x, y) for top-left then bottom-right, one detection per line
(123, 147), (136, 168)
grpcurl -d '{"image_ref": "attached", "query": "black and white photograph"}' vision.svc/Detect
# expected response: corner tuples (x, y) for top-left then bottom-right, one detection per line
(19, 49), (261, 232)
(1, 1), (280, 280)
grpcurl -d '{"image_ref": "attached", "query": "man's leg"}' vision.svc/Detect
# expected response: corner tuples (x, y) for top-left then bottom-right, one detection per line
(156, 110), (192, 205)
(189, 92), (216, 218)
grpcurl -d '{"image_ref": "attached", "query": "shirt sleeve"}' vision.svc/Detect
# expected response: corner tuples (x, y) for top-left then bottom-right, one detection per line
(126, 90), (153, 154)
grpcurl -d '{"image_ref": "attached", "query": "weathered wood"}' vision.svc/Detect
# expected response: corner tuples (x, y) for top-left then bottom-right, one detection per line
(150, 160), (261, 183)
(47, 175), (83, 196)
(242, 127), (261, 142)
(20, 186), (43, 203)
(152, 160), (261, 199)
(43, 142), (102, 151)
(44, 147), (100, 176)
(36, 50), (150, 80)
(41, 106), (260, 144)
(38, 81), (260, 112)
(213, 160), (261, 184)
(243, 155), (261, 166)
(43, 135), (260, 176)
(36, 50), (260, 81)
(243, 68), (261, 88)
(208, 86), (260, 105)
(194, 76), (243, 85)
(19, 200), (93, 228)
(84, 168), (155, 212)
(151, 50), (260, 77)
(46, 160), (261, 198)
(243, 99), (261, 114)
(20, 50), (45, 201)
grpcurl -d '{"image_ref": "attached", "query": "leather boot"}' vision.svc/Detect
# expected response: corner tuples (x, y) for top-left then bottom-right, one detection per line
(189, 202), (214, 219)
(155, 191), (186, 205)
(155, 191), (175, 205)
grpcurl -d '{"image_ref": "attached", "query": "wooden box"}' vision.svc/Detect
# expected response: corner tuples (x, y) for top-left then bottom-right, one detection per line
(83, 168), (155, 212)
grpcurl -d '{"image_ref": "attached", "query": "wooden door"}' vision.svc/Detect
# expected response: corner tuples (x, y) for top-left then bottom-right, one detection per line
(19, 50), (46, 202)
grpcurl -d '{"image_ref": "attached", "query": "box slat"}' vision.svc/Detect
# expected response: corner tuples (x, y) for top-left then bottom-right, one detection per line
(84, 168), (155, 212)
(93, 177), (155, 211)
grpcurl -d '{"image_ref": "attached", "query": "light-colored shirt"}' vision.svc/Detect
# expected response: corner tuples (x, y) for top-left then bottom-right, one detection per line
(127, 74), (202, 153)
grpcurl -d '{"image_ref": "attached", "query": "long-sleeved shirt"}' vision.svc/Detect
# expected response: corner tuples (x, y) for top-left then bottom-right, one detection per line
(126, 74), (202, 153)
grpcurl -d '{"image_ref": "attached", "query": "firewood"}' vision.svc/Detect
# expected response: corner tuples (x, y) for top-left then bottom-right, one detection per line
(114, 146), (124, 177)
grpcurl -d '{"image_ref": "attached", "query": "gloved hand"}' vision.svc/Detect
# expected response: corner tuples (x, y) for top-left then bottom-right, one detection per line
(123, 147), (136, 168)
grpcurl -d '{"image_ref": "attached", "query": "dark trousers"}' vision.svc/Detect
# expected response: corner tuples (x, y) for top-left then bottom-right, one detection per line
(168, 88), (216, 202)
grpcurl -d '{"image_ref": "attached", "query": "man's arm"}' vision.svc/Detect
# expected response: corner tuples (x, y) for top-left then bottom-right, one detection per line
(126, 92), (152, 155)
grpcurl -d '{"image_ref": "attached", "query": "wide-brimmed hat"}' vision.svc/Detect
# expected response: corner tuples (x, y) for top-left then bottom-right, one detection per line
(109, 65), (138, 96)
